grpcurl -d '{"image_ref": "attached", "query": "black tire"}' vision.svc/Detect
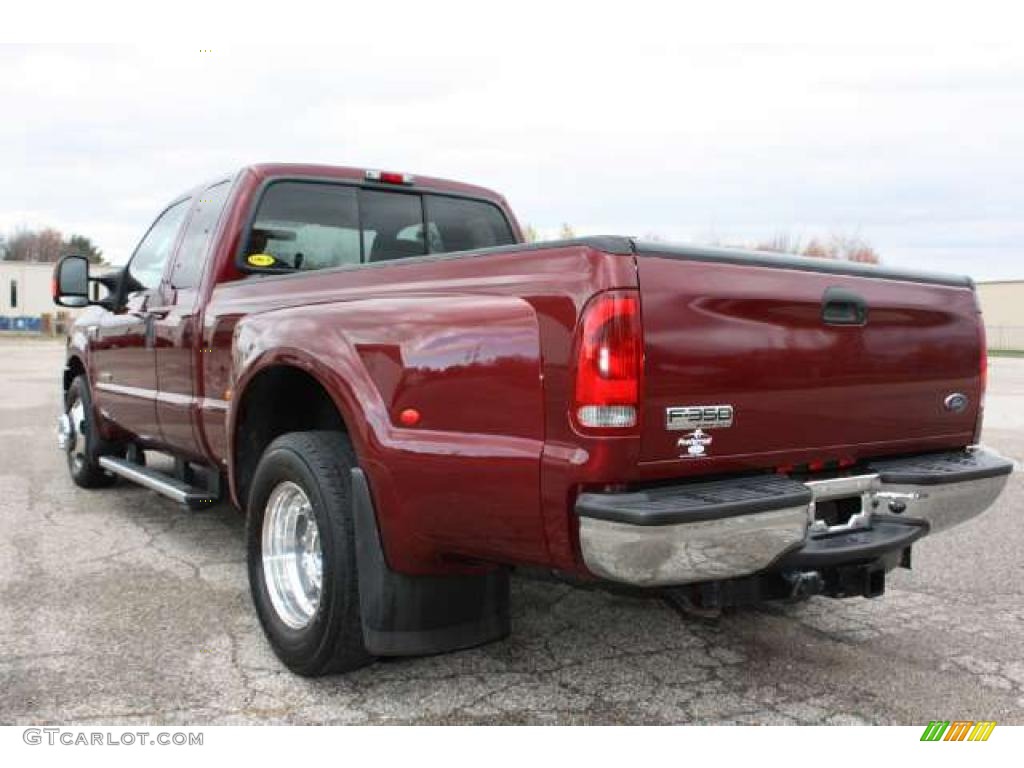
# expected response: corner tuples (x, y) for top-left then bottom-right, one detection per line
(64, 375), (117, 488)
(246, 431), (373, 676)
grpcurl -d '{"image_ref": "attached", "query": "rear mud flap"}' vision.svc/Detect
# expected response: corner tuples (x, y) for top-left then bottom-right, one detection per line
(350, 468), (510, 657)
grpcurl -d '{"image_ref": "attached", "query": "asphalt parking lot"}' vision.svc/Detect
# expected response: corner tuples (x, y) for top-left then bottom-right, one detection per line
(1, 338), (1022, 725)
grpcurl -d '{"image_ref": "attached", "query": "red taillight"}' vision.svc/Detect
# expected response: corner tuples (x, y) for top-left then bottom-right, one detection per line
(573, 290), (642, 430)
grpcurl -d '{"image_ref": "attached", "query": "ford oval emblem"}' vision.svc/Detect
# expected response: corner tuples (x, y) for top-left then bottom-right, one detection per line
(944, 393), (969, 413)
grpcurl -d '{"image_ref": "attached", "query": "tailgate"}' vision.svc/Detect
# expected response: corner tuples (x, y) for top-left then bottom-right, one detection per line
(636, 246), (983, 466)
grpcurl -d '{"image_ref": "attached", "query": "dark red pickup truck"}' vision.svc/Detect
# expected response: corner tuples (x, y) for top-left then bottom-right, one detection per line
(53, 163), (1012, 676)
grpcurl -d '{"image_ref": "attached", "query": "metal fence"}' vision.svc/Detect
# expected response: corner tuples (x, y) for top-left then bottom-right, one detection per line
(987, 326), (1024, 352)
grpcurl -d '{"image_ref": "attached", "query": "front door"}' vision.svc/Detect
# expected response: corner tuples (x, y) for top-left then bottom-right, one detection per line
(152, 179), (234, 458)
(92, 198), (190, 443)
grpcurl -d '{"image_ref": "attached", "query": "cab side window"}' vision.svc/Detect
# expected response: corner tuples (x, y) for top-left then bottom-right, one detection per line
(246, 182), (361, 271)
(128, 199), (190, 291)
(171, 181), (232, 289)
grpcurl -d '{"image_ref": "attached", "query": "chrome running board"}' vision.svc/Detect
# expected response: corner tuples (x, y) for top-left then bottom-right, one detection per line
(98, 456), (217, 509)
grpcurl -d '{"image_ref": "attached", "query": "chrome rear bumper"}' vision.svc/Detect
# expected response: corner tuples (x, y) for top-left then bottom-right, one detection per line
(577, 448), (1014, 587)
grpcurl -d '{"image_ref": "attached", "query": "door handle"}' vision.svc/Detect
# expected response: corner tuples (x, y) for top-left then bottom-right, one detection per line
(143, 308), (171, 347)
(821, 287), (868, 326)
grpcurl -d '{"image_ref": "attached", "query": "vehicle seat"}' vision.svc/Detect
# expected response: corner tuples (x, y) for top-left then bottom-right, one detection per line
(439, 224), (477, 253)
(369, 236), (425, 262)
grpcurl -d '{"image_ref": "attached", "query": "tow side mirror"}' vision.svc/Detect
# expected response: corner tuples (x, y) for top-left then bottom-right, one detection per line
(52, 254), (90, 307)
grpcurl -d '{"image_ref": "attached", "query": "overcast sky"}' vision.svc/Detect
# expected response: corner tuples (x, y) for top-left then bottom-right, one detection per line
(2, 38), (1022, 279)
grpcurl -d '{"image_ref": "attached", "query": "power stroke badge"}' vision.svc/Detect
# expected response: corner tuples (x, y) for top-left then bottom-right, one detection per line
(678, 428), (713, 458)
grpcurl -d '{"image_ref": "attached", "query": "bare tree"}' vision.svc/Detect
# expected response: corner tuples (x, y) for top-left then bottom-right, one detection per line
(36, 228), (64, 262)
(756, 233), (803, 255)
(2, 226), (105, 264)
(3, 227), (36, 261)
(743, 231), (881, 264)
(802, 238), (834, 259)
(558, 223), (576, 240)
(65, 234), (105, 264)
(831, 235), (880, 264)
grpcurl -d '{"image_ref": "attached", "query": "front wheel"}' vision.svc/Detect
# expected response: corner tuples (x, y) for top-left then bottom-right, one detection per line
(246, 431), (372, 676)
(62, 375), (116, 488)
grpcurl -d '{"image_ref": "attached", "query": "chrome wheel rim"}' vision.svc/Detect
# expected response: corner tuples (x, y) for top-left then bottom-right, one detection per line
(67, 399), (87, 472)
(262, 481), (323, 629)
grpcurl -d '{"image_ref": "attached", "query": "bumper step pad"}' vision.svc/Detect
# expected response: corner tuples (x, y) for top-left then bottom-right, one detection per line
(867, 449), (1014, 485)
(779, 517), (927, 569)
(576, 474), (812, 526)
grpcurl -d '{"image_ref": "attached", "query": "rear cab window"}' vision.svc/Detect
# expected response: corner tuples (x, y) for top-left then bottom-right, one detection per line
(242, 181), (516, 273)
(424, 195), (514, 253)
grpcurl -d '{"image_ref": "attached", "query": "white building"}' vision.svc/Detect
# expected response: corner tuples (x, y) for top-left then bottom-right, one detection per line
(976, 280), (1024, 351)
(0, 261), (83, 333)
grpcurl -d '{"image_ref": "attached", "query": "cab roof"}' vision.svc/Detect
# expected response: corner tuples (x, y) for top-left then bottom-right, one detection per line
(242, 163), (508, 206)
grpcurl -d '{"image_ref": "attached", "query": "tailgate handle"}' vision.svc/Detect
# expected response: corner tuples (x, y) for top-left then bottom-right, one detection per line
(822, 287), (868, 326)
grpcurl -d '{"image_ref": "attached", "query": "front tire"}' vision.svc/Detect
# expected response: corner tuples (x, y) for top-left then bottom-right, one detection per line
(64, 375), (117, 488)
(246, 431), (372, 676)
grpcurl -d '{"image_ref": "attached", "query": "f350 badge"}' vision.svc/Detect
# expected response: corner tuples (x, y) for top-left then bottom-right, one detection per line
(678, 428), (713, 458)
(666, 404), (734, 431)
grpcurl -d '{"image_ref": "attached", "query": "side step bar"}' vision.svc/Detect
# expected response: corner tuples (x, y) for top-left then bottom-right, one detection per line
(98, 456), (218, 509)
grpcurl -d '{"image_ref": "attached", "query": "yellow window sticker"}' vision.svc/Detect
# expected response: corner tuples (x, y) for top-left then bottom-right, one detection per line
(247, 253), (277, 268)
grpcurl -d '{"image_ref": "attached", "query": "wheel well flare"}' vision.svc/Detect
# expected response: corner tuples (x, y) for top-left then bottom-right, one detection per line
(233, 366), (348, 508)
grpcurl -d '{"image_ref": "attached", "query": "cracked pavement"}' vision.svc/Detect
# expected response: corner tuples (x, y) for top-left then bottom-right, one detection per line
(1, 339), (1022, 725)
